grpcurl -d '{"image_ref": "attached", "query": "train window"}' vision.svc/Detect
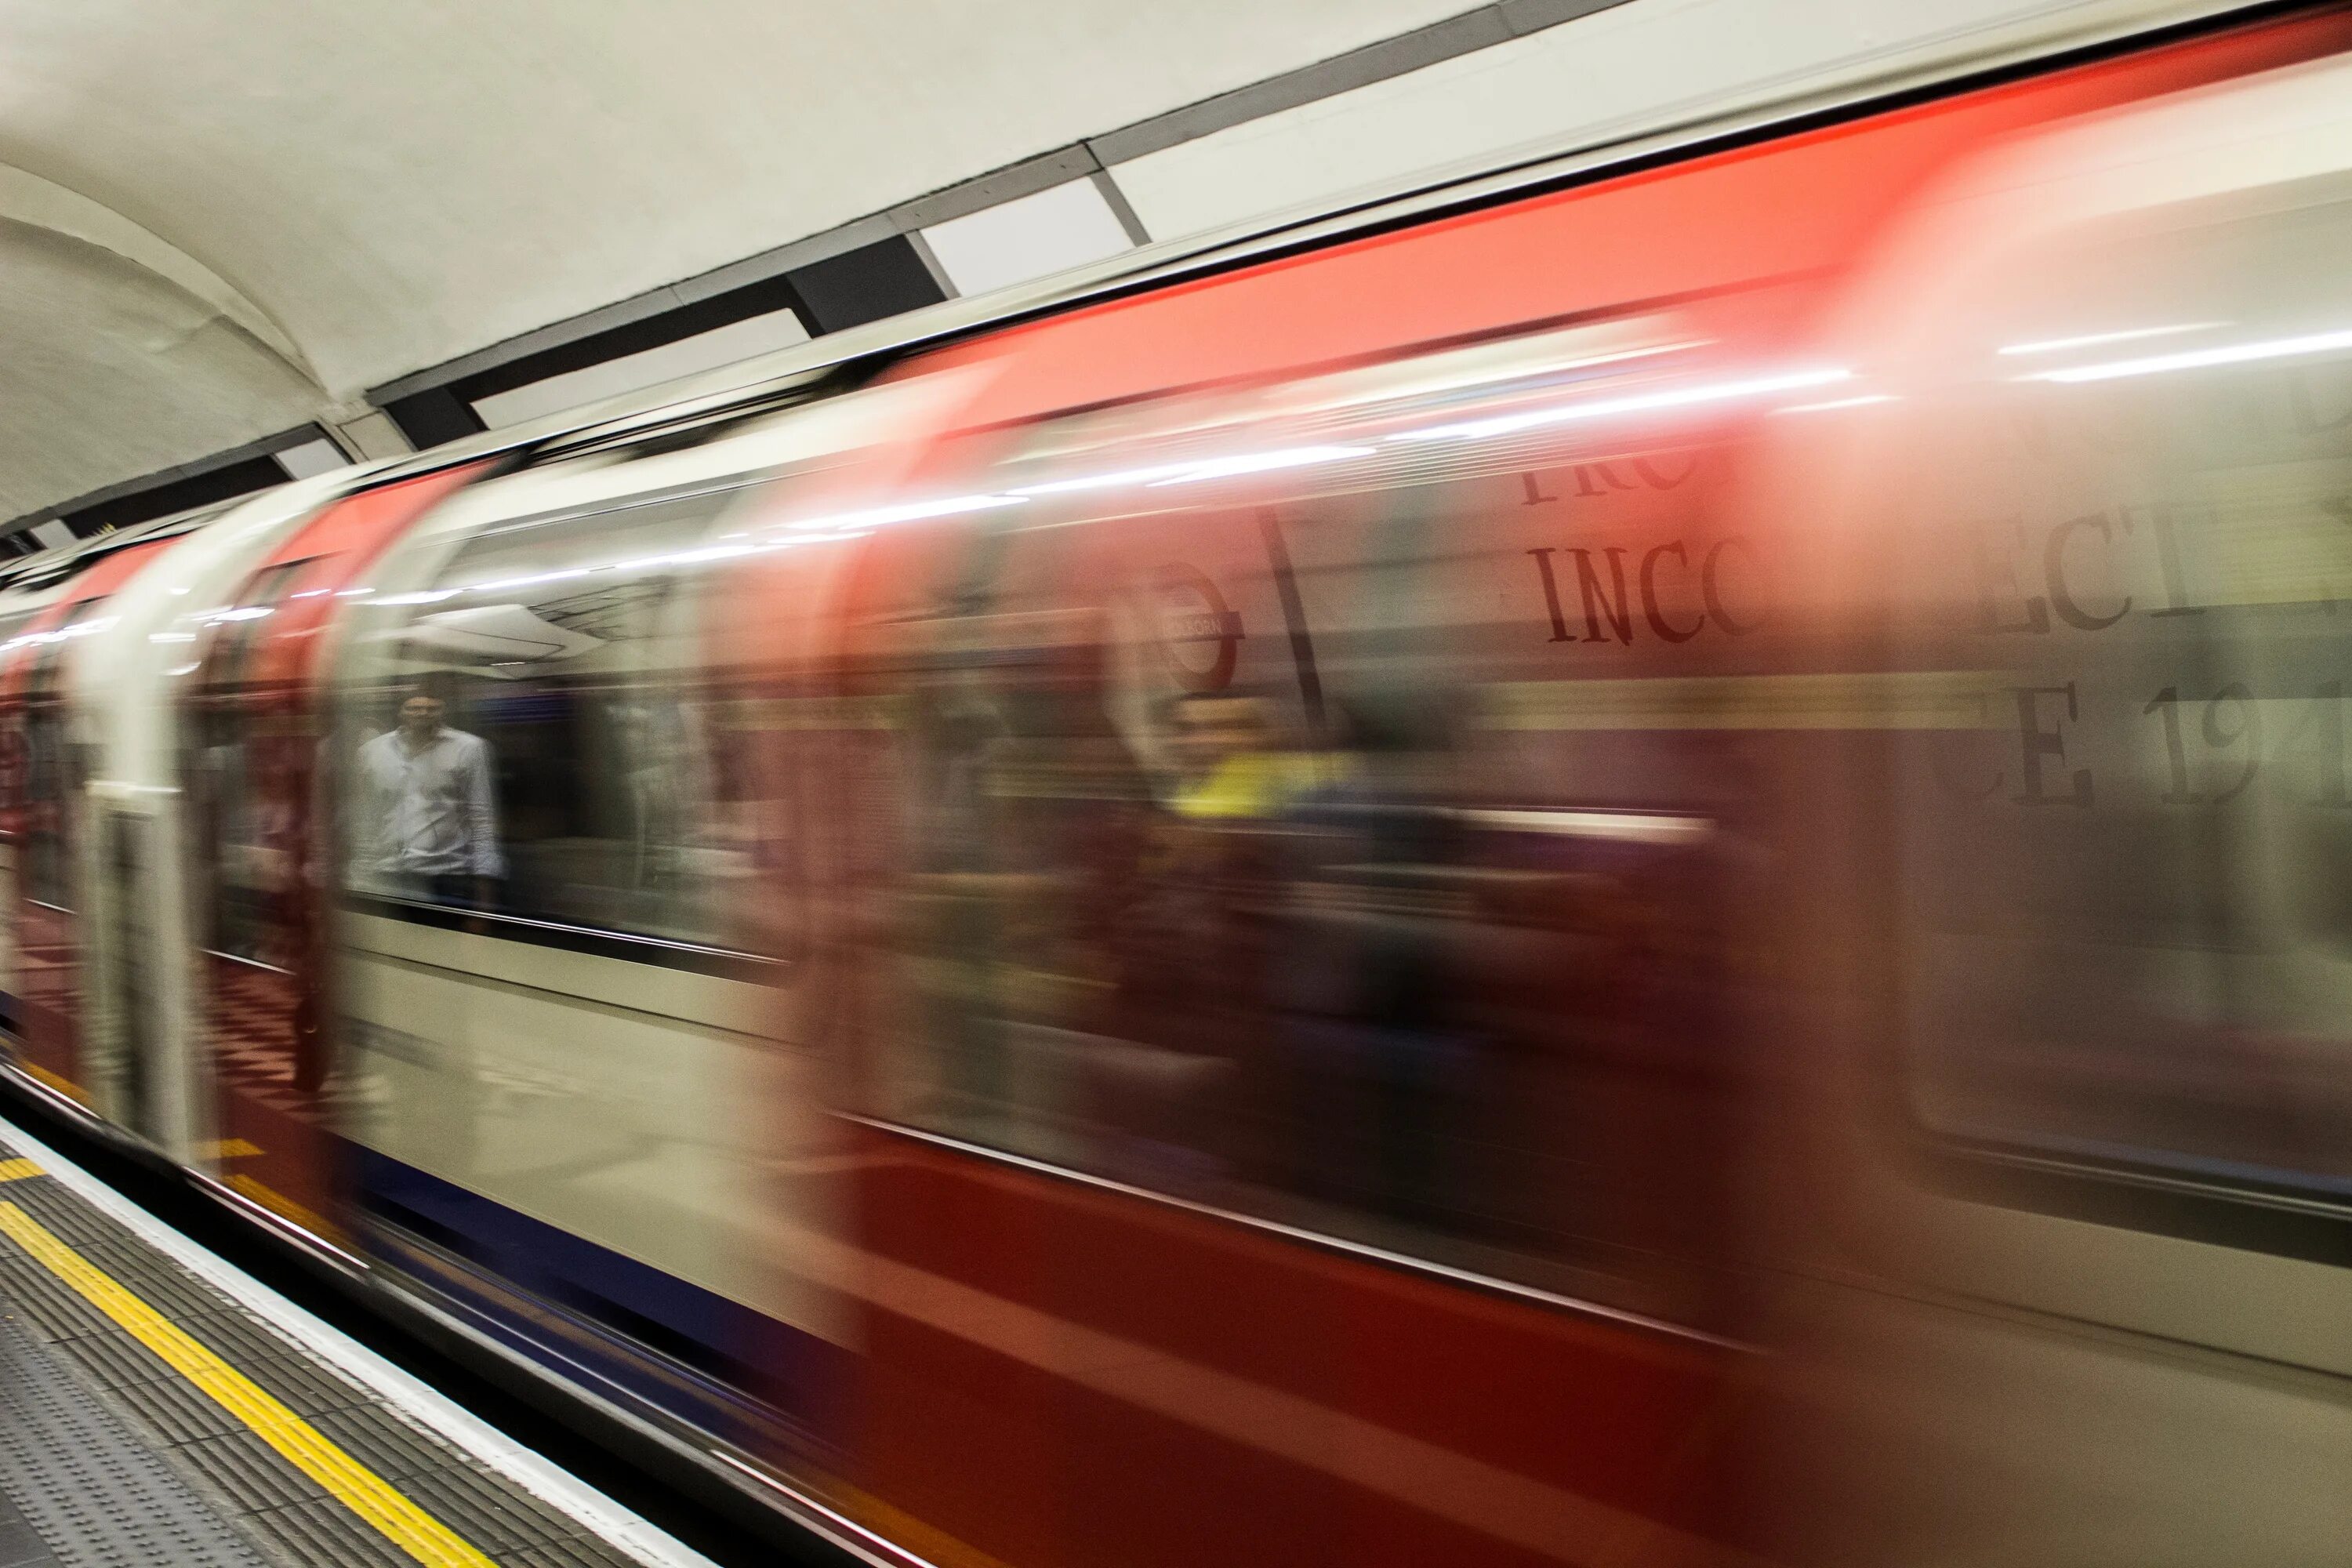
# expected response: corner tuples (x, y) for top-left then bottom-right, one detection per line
(341, 489), (746, 951)
(0, 608), (37, 922)
(193, 561), (308, 964)
(1875, 176), (2352, 1218)
(24, 601), (99, 911)
(849, 312), (1792, 1327)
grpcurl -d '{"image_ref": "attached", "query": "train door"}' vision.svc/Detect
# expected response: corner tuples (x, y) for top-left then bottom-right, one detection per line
(325, 406), (924, 1454)
(57, 488), (348, 1167)
(13, 600), (96, 1102)
(2, 543), (171, 1112)
(825, 303), (1804, 1566)
(188, 466), (485, 1238)
(822, 431), (1360, 1566)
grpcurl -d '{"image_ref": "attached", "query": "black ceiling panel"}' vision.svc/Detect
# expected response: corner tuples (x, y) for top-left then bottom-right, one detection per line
(785, 236), (946, 335)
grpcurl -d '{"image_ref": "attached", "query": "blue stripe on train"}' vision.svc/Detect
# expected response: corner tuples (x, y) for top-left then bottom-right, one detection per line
(349, 1145), (847, 1458)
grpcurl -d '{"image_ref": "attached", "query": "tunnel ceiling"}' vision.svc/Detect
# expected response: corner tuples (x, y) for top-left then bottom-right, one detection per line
(0, 0), (1472, 517)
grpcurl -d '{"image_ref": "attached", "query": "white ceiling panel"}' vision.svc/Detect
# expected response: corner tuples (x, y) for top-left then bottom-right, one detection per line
(921, 177), (1135, 297)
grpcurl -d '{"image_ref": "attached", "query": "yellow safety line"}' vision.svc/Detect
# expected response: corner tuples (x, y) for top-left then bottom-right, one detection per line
(18, 1062), (89, 1106)
(0, 1158), (39, 1182)
(0, 1202), (495, 1568)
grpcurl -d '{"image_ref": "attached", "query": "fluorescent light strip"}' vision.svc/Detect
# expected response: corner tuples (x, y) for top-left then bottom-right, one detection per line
(1773, 394), (1899, 415)
(1011, 462), (1207, 497)
(2023, 326), (2352, 385)
(3, 616), (118, 652)
(463, 567), (596, 595)
(373, 542), (775, 606)
(1294, 338), (1705, 419)
(613, 543), (758, 572)
(1011, 443), (1376, 498)
(768, 529), (873, 548)
(775, 492), (1025, 535)
(1388, 366), (1851, 444)
(1995, 321), (2223, 357)
(1006, 347), (1711, 500)
(1144, 445), (1374, 486)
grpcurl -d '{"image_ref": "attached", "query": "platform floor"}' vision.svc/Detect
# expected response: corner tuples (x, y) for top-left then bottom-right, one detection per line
(0, 1125), (709, 1568)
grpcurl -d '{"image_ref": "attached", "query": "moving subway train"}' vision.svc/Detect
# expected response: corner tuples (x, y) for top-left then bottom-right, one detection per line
(6, 8), (2352, 1564)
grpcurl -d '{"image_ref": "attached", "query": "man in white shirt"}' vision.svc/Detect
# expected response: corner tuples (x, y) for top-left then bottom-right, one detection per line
(354, 688), (504, 909)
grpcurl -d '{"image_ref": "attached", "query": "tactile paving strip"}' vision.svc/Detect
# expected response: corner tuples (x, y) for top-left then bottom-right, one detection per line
(0, 1469), (64, 1568)
(0, 1139), (666, 1568)
(0, 1299), (269, 1568)
(307, 1406), (490, 1484)
(94, 1367), (248, 1446)
(169, 1308), (378, 1418)
(240, 1500), (427, 1568)
(0, 1258), (101, 1342)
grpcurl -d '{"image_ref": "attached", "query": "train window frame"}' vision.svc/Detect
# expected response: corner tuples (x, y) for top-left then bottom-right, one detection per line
(192, 558), (312, 970)
(332, 478), (772, 972)
(22, 598), (102, 914)
(328, 380), (964, 975)
(0, 604), (41, 931)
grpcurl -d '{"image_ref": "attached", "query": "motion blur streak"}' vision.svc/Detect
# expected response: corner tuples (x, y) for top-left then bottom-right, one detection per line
(1994, 320), (2227, 354)
(1385, 366), (1852, 443)
(2017, 322), (2352, 380)
(5, 8), (2352, 1568)
(748, 1201), (1747, 1566)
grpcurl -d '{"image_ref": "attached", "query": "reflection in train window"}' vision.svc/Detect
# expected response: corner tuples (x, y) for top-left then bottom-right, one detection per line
(851, 321), (1779, 1327)
(24, 601), (96, 911)
(193, 561), (307, 964)
(0, 609), (38, 922)
(344, 492), (747, 950)
(1886, 186), (2352, 1204)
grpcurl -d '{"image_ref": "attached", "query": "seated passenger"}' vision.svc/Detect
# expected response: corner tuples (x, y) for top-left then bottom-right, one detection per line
(1163, 690), (1320, 819)
(353, 682), (505, 909)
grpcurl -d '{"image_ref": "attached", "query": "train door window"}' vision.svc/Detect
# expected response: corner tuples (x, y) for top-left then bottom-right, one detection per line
(192, 561), (308, 964)
(0, 607), (36, 766)
(1274, 486), (1769, 1323)
(339, 488), (745, 951)
(861, 310), (1789, 1323)
(24, 601), (100, 911)
(0, 608), (38, 935)
(100, 808), (165, 1131)
(858, 467), (1318, 1166)
(1877, 172), (2352, 1222)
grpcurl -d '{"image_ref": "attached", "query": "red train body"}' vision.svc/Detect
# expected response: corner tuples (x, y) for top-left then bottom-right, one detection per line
(5, 9), (2352, 1566)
